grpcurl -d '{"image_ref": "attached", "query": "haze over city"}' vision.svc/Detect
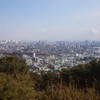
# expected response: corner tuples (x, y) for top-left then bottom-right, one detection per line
(0, 0), (100, 41)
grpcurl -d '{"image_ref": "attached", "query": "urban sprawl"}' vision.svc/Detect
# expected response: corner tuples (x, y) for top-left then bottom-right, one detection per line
(0, 40), (100, 73)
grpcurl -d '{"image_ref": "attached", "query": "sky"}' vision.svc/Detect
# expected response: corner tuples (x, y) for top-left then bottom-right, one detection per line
(0, 0), (100, 41)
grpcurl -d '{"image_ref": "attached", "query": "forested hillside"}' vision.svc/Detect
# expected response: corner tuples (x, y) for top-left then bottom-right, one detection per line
(0, 56), (100, 100)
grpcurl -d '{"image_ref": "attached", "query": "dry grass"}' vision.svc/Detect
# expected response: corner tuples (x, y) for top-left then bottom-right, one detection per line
(42, 84), (100, 100)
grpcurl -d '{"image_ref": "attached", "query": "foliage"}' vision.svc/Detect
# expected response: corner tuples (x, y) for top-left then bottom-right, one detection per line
(44, 85), (100, 100)
(0, 56), (100, 100)
(60, 59), (100, 89)
(0, 56), (28, 74)
(0, 56), (35, 100)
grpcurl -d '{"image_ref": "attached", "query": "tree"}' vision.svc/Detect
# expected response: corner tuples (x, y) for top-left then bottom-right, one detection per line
(0, 56), (28, 75)
(0, 56), (36, 100)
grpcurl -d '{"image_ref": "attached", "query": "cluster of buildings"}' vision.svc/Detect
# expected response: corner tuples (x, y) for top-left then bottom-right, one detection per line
(0, 40), (100, 72)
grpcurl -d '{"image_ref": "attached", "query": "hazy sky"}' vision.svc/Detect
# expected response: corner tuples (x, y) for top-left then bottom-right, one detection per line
(0, 0), (100, 41)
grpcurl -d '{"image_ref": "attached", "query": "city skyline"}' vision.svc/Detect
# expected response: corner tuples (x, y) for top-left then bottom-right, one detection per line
(0, 0), (100, 41)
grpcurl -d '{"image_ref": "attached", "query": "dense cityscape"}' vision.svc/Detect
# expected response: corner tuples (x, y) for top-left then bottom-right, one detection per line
(0, 40), (100, 72)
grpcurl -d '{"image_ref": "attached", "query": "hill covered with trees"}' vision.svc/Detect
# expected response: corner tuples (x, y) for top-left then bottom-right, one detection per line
(0, 56), (100, 100)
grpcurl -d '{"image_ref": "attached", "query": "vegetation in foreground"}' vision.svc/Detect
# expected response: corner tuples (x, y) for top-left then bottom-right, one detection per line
(0, 56), (100, 100)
